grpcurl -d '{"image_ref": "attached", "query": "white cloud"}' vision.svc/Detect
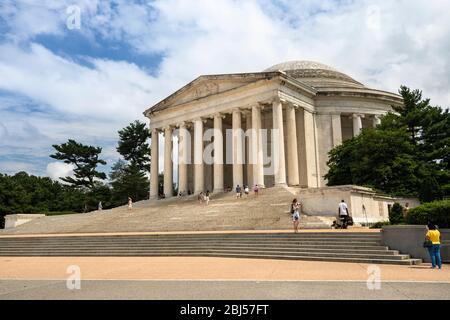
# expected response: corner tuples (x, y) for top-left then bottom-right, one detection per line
(0, 43), (156, 121)
(46, 162), (74, 182)
(1, 0), (449, 177)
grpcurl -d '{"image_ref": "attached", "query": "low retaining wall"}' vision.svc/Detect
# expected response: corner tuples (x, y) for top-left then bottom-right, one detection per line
(298, 185), (419, 225)
(4, 214), (46, 229)
(381, 225), (450, 263)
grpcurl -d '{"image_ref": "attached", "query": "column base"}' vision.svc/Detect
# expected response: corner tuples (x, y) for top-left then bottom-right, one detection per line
(213, 189), (224, 194)
(274, 183), (288, 187)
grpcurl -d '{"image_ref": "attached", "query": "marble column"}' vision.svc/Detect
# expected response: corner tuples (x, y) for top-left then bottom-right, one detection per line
(178, 122), (189, 195)
(193, 118), (204, 194)
(150, 128), (159, 200)
(252, 105), (265, 188)
(331, 113), (343, 147)
(163, 126), (173, 198)
(245, 112), (253, 188)
(213, 114), (224, 193)
(286, 104), (299, 186)
(353, 114), (363, 137)
(232, 109), (244, 188)
(272, 98), (287, 185)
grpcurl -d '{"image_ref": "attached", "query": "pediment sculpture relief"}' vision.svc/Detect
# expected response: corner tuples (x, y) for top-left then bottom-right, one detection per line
(194, 82), (219, 99)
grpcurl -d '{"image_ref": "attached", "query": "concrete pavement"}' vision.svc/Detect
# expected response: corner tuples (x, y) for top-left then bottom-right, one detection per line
(1, 256), (448, 300)
(1, 280), (449, 300)
(1, 257), (448, 281)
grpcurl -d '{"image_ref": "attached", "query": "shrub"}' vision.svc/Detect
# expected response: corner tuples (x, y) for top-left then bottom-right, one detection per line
(389, 203), (404, 224)
(406, 200), (450, 228)
(370, 221), (391, 229)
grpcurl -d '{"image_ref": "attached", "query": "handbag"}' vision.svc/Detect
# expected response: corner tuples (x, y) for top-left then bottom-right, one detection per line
(347, 216), (354, 226)
(423, 239), (433, 248)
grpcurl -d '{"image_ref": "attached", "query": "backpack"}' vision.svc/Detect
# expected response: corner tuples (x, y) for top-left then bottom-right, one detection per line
(290, 204), (294, 214)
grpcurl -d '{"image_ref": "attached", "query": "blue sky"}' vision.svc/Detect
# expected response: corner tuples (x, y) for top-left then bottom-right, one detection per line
(0, 0), (449, 181)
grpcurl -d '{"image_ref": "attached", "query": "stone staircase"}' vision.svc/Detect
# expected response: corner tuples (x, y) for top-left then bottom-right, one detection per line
(0, 186), (332, 235)
(0, 232), (422, 265)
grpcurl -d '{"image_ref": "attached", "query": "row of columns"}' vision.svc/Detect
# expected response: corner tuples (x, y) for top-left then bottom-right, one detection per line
(150, 100), (382, 199)
(150, 99), (288, 199)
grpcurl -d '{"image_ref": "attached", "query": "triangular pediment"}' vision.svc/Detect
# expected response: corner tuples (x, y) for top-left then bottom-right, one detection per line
(145, 72), (281, 115)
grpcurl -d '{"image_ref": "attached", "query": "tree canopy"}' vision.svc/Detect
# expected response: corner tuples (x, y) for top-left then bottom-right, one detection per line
(109, 160), (149, 206)
(325, 86), (450, 202)
(117, 120), (151, 172)
(50, 139), (107, 190)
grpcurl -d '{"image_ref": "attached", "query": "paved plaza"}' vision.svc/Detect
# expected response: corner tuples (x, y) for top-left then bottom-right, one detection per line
(0, 256), (448, 300)
(1, 279), (450, 300)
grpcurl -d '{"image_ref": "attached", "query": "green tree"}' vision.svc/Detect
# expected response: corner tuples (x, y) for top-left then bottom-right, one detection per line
(325, 127), (419, 196)
(326, 86), (450, 202)
(50, 139), (107, 190)
(389, 203), (404, 225)
(109, 160), (149, 206)
(0, 172), (89, 228)
(117, 120), (151, 172)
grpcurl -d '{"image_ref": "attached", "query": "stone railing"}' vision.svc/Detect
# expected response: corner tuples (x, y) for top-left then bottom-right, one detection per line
(4, 214), (46, 229)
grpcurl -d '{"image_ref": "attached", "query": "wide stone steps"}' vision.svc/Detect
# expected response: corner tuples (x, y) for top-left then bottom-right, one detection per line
(0, 232), (422, 265)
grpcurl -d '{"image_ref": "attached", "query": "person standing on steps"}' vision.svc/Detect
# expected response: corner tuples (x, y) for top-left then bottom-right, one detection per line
(128, 197), (133, 210)
(198, 192), (204, 204)
(426, 223), (442, 269)
(291, 199), (300, 233)
(98, 201), (103, 211)
(338, 200), (349, 229)
(235, 185), (242, 199)
(205, 190), (210, 205)
(244, 185), (249, 197)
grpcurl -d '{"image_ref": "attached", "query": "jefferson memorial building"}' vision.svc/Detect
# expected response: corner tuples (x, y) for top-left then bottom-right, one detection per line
(144, 61), (403, 200)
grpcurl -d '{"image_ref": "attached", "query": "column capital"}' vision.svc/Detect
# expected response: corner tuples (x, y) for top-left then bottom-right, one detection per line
(255, 102), (267, 111)
(352, 113), (365, 119)
(212, 113), (226, 119)
(192, 117), (207, 123)
(176, 121), (192, 129)
(272, 95), (282, 104)
(284, 101), (300, 110)
(162, 125), (174, 132)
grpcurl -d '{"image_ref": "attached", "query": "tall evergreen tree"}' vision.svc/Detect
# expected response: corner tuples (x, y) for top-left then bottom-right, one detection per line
(109, 160), (149, 205)
(117, 120), (151, 172)
(50, 139), (107, 190)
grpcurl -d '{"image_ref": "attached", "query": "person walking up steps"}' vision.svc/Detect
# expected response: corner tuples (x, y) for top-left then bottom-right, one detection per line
(253, 184), (259, 196)
(291, 199), (301, 233)
(128, 197), (133, 210)
(235, 185), (242, 199)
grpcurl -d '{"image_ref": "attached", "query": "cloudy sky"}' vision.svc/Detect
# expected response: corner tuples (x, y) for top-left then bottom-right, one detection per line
(0, 0), (449, 180)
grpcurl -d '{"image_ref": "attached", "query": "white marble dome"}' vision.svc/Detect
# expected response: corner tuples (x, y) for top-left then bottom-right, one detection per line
(264, 60), (364, 89)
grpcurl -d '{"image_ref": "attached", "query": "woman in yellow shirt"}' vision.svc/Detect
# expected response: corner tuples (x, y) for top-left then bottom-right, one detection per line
(426, 223), (442, 269)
